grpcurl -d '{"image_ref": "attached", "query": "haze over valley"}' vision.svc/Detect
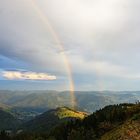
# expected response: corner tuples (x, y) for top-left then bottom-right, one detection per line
(0, 90), (139, 121)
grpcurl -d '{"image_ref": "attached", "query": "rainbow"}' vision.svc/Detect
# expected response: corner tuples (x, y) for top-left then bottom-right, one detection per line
(30, 0), (76, 109)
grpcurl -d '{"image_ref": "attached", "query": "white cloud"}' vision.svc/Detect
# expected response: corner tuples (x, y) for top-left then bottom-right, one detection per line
(2, 71), (56, 81)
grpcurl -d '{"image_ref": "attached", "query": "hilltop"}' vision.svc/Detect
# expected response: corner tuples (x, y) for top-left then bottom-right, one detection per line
(21, 106), (88, 132)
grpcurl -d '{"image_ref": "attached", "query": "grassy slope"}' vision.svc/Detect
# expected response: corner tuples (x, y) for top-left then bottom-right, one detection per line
(56, 107), (88, 119)
(101, 114), (140, 140)
(101, 120), (140, 140)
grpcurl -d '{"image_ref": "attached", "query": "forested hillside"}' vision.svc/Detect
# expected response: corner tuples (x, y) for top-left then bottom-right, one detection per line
(1, 103), (139, 140)
(21, 107), (87, 132)
(0, 109), (21, 130)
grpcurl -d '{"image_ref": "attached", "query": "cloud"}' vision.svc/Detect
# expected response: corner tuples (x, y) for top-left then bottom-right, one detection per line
(2, 71), (56, 81)
(0, 0), (66, 75)
(0, 0), (140, 90)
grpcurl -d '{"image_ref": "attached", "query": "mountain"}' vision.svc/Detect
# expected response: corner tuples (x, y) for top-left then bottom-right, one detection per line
(0, 109), (21, 130)
(47, 103), (140, 140)
(1, 103), (140, 140)
(22, 107), (88, 132)
(0, 90), (139, 114)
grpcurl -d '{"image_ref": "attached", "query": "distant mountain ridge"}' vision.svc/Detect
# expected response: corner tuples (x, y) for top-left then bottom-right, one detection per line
(0, 90), (139, 114)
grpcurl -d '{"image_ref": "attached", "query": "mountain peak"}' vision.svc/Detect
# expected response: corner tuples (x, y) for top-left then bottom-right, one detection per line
(22, 106), (88, 132)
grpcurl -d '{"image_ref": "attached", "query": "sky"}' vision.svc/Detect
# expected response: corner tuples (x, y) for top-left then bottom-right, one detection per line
(0, 0), (140, 91)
